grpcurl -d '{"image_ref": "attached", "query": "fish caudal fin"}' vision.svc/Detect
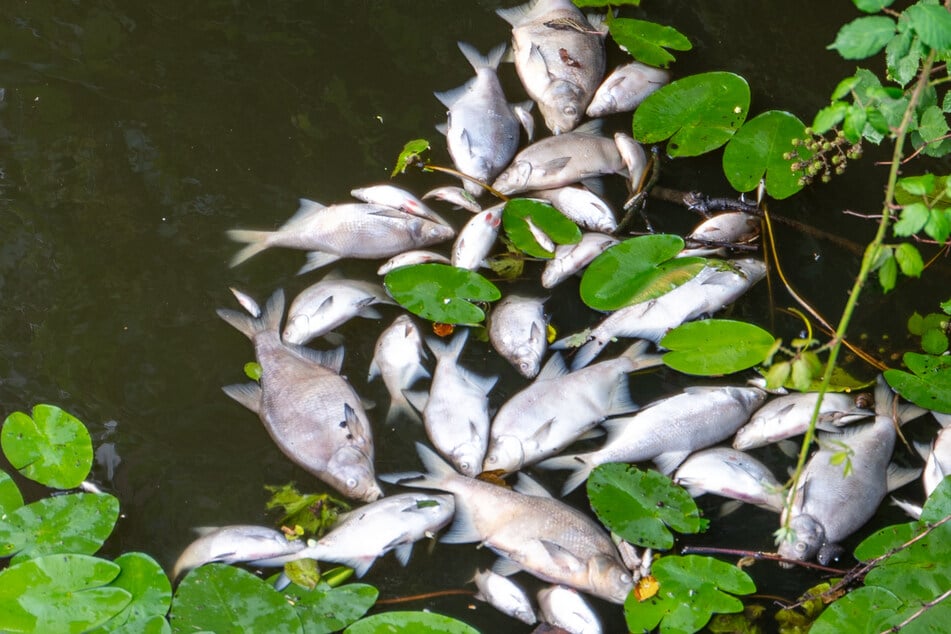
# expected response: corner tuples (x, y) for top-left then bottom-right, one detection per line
(216, 289), (285, 339)
(227, 229), (274, 267)
(385, 393), (422, 425)
(457, 41), (506, 72)
(569, 335), (608, 371)
(619, 340), (663, 372)
(536, 453), (596, 496)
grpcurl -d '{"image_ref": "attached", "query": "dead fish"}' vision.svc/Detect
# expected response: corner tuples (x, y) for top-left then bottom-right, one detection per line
(539, 386), (767, 495)
(227, 199), (455, 273)
(556, 258), (767, 370)
(613, 133), (648, 190)
(673, 447), (785, 512)
(172, 525), (306, 579)
(436, 42), (534, 197)
(498, 0), (606, 134)
(368, 314), (431, 424)
(532, 186), (617, 233)
(537, 585), (602, 634)
(489, 294), (549, 378)
(423, 185), (483, 213)
(919, 411), (951, 497)
(733, 392), (873, 451)
(452, 203), (505, 270)
(217, 290), (382, 502)
(351, 183), (449, 226)
(484, 341), (663, 474)
(282, 272), (396, 346)
(586, 61), (671, 118)
(686, 211), (760, 246)
(377, 249), (451, 275)
(541, 232), (618, 288)
(406, 329), (497, 477)
(492, 120), (625, 196)
(473, 569), (538, 625)
(270, 493), (455, 577)
(382, 443), (634, 604)
(778, 377), (922, 565)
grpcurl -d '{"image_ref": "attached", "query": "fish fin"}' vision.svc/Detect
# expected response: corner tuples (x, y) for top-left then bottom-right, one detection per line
(427, 328), (469, 362)
(435, 121), (449, 135)
(513, 473), (553, 498)
(287, 344), (345, 373)
(934, 411), (951, 428)
(282, 198), (327, 228)
(434, 83), (468, 109)
(367, 357), (381, 382)
(229, 288), (261, 318)
(536, 352), (570, 381)
(886, 463), (922, 492)
(344, 556), (376, 578)
(873, 374), (895, 417)
(569, 336), (608, 371)
(581, 177), (606, 197)
(385, 395), (421, 425)
(535, 453), (595, 495)
(402, 389), (429, 415)
(653, 450), (692, 476)
(775, 439), (800, 458)
(441, 500), (482, 544)
(226, 230), (274, 267)
(459, 366), (499, 395)
(890, 496), (923, 520)
(297, 251), (342, 275)
(716, 500), (745, 518)
(495, 2), (532, 26)
(899, 403), (929, 425)
(913, 439), (933, 461)
(618, 339), (664, 372)
(358, 305), (384, 320)
(393, 542), (414, 567)
(222, 383), (263, 414)
(574, 119), (604, 135)
(539, 540), (585, 574)
(576, 427), (606, 441)
(539, 156), (572, 176)
(191, 526), (223, 536)
(514, 101), (535, 141)
(606, 376), (638, 418)
(457, 41), (503, 72)
(491, 556), (523, 577)
(378, 470), (425, 485)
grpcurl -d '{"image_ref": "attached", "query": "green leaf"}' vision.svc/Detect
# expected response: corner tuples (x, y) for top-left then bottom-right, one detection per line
(109, 615), (171, 634)
(0, 492), (120, 563)
(285, 582), (378, 634)
(345, 611), (480, 633)
(878, 251), (897, 292)
(842, 104), (868, 143)
(1, 404), (94, 489)
(633, 72), (750, 157)
(722, 110), (807, 199)
(831, 77), (860, 101)
(661, 319), (776, 376)
(894, 242), (923, 278)
(622, 258), (708, 307)
(579, 234), (686, 310)
(854, 0), (895, 13)
(884, 353), (951, 412)
(86, 553), (172, 634)
(0, 470), (23, 514)
(391, 139), (430, 177)
(903, 350), (951, 379)
(906, 4), (951, 52)
(893, 202), (930, 236)
(923, 327), (950, 355)
(170, 564), (303, 634)
(828, 16), (896, 59)
(897, 173), (936, 196)
(0, 554), (131, 633)
(922, 475), (951, 522)
(813, 101), (848, 134)
(502, 198), (581, 259)
(244, 361), (262, 381)
(384, 263), (501, 325)
(809, 586), (902, 633)
(607, 18), (691, 68)
(918, 105), (950, 144)
(587, 463), (704, 550)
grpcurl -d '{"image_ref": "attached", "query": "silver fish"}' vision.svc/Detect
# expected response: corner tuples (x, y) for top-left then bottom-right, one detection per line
(498, 0), (606, 134)
(733, 392), (873, 451)
(473, 569), (537, 625)
(172, 525), (306, 579)
(488, 294), (548, 378)
(273, 493), (455, 577)
(532, 186), (617, 233)
(492, 120), (625, 196)
(557, 258), (767, 370)
(687, 211), (760, 245)
(406, 329), (497, 477)
(586, 61), (671, 118)
(673, 447), (785, 512)
(350, 183), (449, 226)
(537, 585), (602, 634)
(614, 132), (648, 189)
(541, 231), (618, 288)
(227, 199), (455, 273)
(377, 249), (451, 275)
(436, 42), (534, 197)
(778, 377), (921, 565)
(452, 203), (504, 270)
(484, 341), (663, 474)
(919, 411), (951, 497)
(367, 314), (430, 424)
(282, 273), (395, 346)
(540, 386), (767, 495)
(382, 443), (634, 604)
(217, 290), (382, 502)
(423, 185), (483, 213)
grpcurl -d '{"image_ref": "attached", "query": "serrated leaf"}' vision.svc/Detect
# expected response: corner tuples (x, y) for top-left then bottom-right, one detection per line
(392, 139), (430, 177)
(502, 198), (581, 258)
(894, 242), (923, 278)
(633, 72), (750, 157)
(813, 101), (848, 134)
(898, 174), (936, 196)
(918, 105), (950, 144)
(854, 0), (895, 12)
(1, 404), (94, 489)
(828, 16), (896, 59)
(579, 234), (686, 310)
(906, 4), (951, 52)
(893, 202), (930, 236)
(345, 611), (479, 633)
(384, 263), (500, 325)
(886, 26), (921, 87)
(607, 18), (691, 68)
(661, 319), (776, 376)
(722, 110), (807, 199)
(878, 252), (897, 292)
(925, 207), (951, 243)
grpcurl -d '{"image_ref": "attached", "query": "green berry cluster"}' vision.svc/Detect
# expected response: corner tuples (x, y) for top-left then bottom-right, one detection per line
(784, 128), (863, 186)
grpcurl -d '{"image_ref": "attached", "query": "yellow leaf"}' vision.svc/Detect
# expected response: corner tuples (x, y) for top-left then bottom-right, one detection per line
(635, 575), (660, 601)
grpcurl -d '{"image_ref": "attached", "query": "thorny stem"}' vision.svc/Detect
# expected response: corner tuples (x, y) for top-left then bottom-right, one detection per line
(881, 586), (951, 633)
(780, 50), (938, 539)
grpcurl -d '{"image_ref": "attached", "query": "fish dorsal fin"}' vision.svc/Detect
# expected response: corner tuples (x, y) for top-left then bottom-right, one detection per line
(491, 557), (522, 577)
(435, 121), (449, 135)
(282, 198), (327, 229)
(513, 101), (535, 141)
(513, 473), (553, 498)
(573, 119), (603, 136)
(537, 352), (570, 381)
(606, 375), (639, 417)
(539, 539), (585, 574)
(288, 344), (345, 373)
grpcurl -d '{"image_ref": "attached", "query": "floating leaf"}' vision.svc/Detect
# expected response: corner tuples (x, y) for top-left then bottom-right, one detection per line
(0, 470), (23, 514)
(1, 404), (94, 489)
(722, 110), (808, 200)
(620, 258), (707, 308)
(391, 139), (430, 177)
(244, 362), (262, 382)
(384, 263), (501, 325)
(607, 17), (691, 68)
(588, 463), (704, 550)
(633, 72), (750, 157)
(283, 582), (378, 634)
(170, 564), (303, 634)
(109, 615), (171, 634)
(87, 553), (172, 634)
(807, 586), (902, 634)
(579, 234), (688, 310)
(502, 198), (581, 258)
(345, 611), (479, 634)
(0, 554), (131, 633)
(0, 492), (120, 564)
(661, 319), (776, 375)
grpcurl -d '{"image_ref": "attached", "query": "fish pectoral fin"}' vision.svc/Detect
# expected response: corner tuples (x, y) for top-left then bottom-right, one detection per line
(653, 450), (692, 476)
(513, 473), (553, 498)
(886, 463), (922, 492)
(526, 418), (558, 446)
(539, 539), (585, 573)
(222, 383), (263, 415)
(539, 156), (572, 175)
(393, 542), (414, 567)
(461, 129), (474, 158)
(491, 556), (523, 577)
(297, 251), (341, 275)
(440, 502), (482, 544)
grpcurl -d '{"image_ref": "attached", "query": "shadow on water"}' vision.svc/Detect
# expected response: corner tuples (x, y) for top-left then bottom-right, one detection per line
(1, 1), (948, 631)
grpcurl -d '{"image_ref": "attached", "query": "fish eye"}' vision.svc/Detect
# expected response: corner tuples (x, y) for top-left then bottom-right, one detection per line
(346, 477), (358, 490)
(564, 105), (577, 116)
(620, 572), (632, 583)
(795, 541), (807, 553)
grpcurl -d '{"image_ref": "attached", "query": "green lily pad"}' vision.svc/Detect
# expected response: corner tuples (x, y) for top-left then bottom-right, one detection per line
(86, 553), (172, 634)
(606, 17), (692, 68)
(345, 611), (479, 634)
(0, 470), (23, 514)
(0, 554), (131, 633)
(660, 319), (777, 375)
(579, 234), (688, 310)
(502, 198), (581, 258)
(283, 582), (378, 634)
(633, 71), (750, 157)
(722, 110), (808, 200)
(384, 263), (501, 324)
(1, 404), (94, 489)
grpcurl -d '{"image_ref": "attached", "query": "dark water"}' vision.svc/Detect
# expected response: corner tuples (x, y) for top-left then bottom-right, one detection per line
(1, 2), (946, 632)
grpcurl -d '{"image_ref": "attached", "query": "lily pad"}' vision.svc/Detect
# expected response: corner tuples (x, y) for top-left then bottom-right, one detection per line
(660, 319), (776, 375)
(0, 470), (23, 514)
(86, 553), (172, 634)
(607, 17), (692, 68)
(1, 404), (94, 489)
(502, 198), (581, 258)
(722, 110), (808, 200)
(384, 263), (501, 324)
(285, 582), (378, 634)
(633, 71), (750, 157)
(345, 611), (479, 634)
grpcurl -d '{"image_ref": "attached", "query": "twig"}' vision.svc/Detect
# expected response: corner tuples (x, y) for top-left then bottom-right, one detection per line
(375, 588), (475, 604)
(880, 586), (951, 633)
(678, 545), (849, 574)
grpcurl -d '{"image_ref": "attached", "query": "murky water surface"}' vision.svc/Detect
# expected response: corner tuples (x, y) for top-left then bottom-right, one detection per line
(1, 2), (945, 631)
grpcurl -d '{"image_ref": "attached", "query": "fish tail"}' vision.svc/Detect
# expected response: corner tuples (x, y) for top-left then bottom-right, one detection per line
(226, 229), (274, 267)
(379, 442), (457, 488)
(874, 374), (896, 418)
(217, 289), (285, 339)
(569, 336), (607, 371)
(619, 340), (664, 372)
(457, 41), (506, 72)
(536, 453), (595, 496)
(385, 393), (422, 425)
(427, 328), (469, 363)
